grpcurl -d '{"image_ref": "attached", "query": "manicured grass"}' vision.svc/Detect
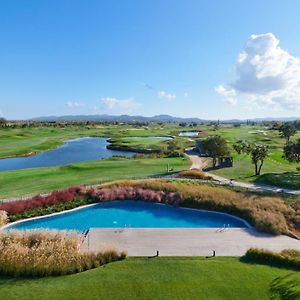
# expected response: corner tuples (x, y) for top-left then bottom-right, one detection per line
(0, 257), (299, 300)
(108, 136), (169, 152)
(0, 157), (189, 199)
(254, 172), (300, 190)
(204, 125), (300, 189)
(0, 125), (187, 158)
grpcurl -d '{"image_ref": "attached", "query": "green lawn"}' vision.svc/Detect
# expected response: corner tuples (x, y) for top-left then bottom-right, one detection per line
(1, 124), (300, 191)
(108, 136), (170, 152)
(0, 257), (299, 300)
(203, 125), (300, 189)
(0, 157), (189, 199)
(0, 124), (188, 158)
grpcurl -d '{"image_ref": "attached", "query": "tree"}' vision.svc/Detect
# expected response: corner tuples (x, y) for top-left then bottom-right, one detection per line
(279, 123), (297, 143)
(0, 118), (7, 128)
(201, 135), (230, 167)
(233, 141), (269, 176)
(283, 139), (300, 170)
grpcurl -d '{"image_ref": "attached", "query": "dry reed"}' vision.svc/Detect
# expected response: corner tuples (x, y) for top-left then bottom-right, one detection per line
(0, 230), (126, 277)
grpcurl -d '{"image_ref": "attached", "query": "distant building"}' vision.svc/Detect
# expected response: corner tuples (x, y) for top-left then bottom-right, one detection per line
(195, 140), (207, 156)
(195, 140), (233, 168)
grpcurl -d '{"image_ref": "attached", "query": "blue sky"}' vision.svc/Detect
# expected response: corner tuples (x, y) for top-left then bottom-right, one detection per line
(1, 0), (300, 120)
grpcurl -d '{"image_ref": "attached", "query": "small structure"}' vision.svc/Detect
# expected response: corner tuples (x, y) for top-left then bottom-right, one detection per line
(218, 157), (233, 168)
(195, 140), (207, 156)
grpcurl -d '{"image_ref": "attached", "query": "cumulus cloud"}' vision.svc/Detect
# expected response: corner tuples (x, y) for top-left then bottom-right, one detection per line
(66, 101), (83, 108)
(101, 97), (139, 111)
(158, 91), (176, 100)
(216, 33), (300, 110)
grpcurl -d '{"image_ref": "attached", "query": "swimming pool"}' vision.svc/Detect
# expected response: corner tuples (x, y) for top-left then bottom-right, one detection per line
(5, 201), (249, 231)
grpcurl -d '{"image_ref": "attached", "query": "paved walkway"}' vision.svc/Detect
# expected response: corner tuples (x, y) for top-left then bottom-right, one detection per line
(82, 228), (300, 256)
(186, 152), (300, 195)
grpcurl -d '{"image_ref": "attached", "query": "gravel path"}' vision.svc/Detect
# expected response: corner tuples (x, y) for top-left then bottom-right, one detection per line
(185, 152), (300, 195)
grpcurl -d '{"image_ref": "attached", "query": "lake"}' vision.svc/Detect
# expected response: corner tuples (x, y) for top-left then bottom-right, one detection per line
(0, 137), (135, 172)
(179, 131), (199, 137)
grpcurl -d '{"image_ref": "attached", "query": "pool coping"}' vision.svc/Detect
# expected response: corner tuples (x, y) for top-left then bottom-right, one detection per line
(1, 200), (252, 231)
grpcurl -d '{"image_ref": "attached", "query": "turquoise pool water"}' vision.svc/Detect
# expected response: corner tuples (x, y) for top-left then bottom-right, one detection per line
(6, 201), (248, 231)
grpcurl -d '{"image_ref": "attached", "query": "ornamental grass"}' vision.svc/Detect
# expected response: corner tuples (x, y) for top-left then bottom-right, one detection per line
(0, 230), (126, 277)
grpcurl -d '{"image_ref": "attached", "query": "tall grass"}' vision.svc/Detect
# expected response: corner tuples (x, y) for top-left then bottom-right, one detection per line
(0, 210), (8, 226)
(0, 230), (126, 277)
(177, 170), (213, 180)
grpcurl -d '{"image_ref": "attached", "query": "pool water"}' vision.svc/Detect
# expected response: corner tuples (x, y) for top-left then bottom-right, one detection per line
(6, 201), (248, 231)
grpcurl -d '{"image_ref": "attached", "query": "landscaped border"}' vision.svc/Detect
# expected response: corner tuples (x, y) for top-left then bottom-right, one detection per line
(0, 179), (298, 237)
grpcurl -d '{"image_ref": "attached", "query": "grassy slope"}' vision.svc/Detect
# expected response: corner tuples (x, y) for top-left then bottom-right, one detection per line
(0, 157), (189, 199)
(0, 257), (299, 300)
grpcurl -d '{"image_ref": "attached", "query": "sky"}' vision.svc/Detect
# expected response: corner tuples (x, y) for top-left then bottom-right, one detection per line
(1, 0), (300, 120)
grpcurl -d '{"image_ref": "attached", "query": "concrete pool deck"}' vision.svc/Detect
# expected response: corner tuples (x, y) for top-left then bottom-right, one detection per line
(82, 228), (300, 256)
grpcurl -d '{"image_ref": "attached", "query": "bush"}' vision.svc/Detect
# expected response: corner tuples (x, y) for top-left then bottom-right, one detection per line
(0, 230), (126, 277)
(0, 210), (8, 227)
(243, 248), (300, 270)
(177, 170), (213, 180)
(0, 186), (86, 215)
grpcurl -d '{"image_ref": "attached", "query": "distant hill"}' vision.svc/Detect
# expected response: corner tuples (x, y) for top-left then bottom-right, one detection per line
(29, 114), (208, 123)
(29, 114), (300, 123)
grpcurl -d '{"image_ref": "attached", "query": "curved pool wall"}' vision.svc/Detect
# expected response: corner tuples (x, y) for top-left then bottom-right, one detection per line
(0, 137), (135, 172)
(4, 201), (250, 231)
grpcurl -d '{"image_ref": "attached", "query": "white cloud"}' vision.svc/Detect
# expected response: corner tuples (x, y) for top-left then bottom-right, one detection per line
(216, 33), (300, 110)
(158, 91), (176, 100)
(66, 101), (83, 108)
(215, 85), (236, 97)
(101, 97), (139, 112)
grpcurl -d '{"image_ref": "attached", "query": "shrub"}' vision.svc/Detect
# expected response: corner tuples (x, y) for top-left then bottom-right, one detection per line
(0, 187), (86, 215)
(177, 170), (213, 180)
(243, 248), (300, 270)
(0, 230), (126, 277)
(0, 210), (8, 227)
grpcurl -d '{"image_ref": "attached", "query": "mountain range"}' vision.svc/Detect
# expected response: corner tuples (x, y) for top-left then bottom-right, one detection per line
(29, 114), (300, 123)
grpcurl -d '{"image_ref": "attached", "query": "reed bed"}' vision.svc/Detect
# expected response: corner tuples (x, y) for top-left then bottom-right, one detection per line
(0, 210), (8, 227)
(0, 230), (126, 277)
(177, 170), (213, 180)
